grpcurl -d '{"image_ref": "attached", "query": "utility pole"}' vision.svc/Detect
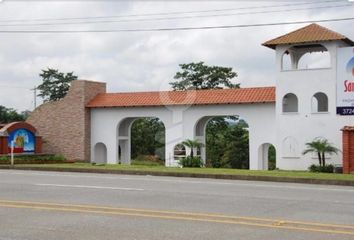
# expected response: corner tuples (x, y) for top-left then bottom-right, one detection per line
(31, 86), (37, 109)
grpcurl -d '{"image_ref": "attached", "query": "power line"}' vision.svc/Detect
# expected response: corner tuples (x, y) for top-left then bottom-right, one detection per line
(0, 17), (353, 33)
(0, 3), (351, 27)
(0, 0), (343, 23)
(0, 85), (31, 89)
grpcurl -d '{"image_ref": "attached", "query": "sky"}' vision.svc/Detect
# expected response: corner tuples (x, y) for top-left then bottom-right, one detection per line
(0, 0), (353, 111)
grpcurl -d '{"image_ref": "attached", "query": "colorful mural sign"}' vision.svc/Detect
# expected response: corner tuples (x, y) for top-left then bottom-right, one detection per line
(337, 47), (354, 115)
(7, 128), (35, 153)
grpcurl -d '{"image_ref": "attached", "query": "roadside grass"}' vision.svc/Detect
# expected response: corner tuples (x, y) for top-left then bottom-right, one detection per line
(12, 162), (354, 181)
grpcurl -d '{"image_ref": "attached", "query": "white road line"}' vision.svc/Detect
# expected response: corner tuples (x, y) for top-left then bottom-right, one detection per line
(0, 171), (117, 179)
(35, 183), (144, 191)
(1, 170), (353, 193)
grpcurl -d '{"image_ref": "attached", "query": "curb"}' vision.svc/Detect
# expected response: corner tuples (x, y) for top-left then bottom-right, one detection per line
(1, 166), (354, 186)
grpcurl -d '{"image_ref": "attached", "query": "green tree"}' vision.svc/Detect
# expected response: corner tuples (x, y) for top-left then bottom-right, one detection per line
(182, 139), (204, 158)
(302, 138), (340, 166)
(170, 62), (239, 90)
(131, 118), (165, 160)
(221, 123), (249, 169)
(268, 145), (276, 170)
(0, 105), (26, 123)
(37, 68), (78, 102)
(205, 117), (230, 168)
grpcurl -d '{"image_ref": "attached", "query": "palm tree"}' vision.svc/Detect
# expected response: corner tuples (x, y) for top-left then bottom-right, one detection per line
(302, 138), (340, 166)
(181, 139), (204, 158)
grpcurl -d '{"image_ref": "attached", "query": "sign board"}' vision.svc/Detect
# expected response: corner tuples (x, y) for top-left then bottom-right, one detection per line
(7, 128), (35, 153)
(337, 47), (354, 115)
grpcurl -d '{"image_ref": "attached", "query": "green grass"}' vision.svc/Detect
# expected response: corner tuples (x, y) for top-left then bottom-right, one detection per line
(12, 162), (354, 181)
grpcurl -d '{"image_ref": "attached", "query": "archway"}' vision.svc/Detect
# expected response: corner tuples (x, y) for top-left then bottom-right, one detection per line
(94, 142), (107, 164)
(281, 44), (330, 70)
(298, 50), (330, 69)
(117, 117), (165, 165)
(195, 115), (249, 169)
(258, 143), (276, 170)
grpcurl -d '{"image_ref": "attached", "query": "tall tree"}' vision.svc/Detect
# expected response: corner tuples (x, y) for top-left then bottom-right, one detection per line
(131, 118), (165, 160)
(37, 68), (78, 102)
(302, 138), (340, 166)
(221, 123), (249, 169)
(0, 105), (26, 123)
(170, 62), (239, 90)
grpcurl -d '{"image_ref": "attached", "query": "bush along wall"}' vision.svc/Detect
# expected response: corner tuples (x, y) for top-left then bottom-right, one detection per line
(308, 164), (334, 173)
(0, 154), (66, 165)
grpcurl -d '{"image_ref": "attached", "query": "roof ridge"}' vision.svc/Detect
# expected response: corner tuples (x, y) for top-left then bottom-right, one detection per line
(101, 86), (276, 95)
(262, 23), (353, 49)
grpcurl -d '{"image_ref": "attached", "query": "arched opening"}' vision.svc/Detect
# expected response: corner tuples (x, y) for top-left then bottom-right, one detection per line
(195, 116), (249, 169)
(282, 93), (298, 113)
(173, 143), (186, 161)
(117, 117), (165, 165)
(312, 92), (328, 113)
(281, 50), (292, 71)
(258, 143), (276, 170)
(94, 142), (107, 164)
(298, 51), (330, 69)
(281, 44), (330, 71)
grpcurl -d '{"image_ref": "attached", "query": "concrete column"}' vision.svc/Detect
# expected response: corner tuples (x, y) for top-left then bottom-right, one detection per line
(249, 131), (260, 170)
(165, 123), (184, 167)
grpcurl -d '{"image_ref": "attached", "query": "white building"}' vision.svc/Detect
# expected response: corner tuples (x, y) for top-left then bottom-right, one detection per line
(86, 24), (354, 170)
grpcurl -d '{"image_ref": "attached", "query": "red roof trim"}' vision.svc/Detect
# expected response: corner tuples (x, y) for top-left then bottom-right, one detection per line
(86, 87), (276, 108)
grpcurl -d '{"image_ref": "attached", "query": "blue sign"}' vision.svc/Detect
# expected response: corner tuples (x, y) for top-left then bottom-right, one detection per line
(7, 128), (35, 153)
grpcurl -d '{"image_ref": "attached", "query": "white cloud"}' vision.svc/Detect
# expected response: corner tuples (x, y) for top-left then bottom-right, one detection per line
(0, 1), (353, 111)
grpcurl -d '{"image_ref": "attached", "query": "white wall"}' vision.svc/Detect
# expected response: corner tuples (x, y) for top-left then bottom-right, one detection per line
(90, 103), (276, 170)
(275, 41), (354, 170)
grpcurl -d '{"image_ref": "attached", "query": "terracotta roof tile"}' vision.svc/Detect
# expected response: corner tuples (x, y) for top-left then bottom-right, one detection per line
(341, 126), (354, 131)
(263, 23), (354, 49)
(86, 87), (275, 108)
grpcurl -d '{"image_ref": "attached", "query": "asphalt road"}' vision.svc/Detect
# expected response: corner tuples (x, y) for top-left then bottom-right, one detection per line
(0, 170), (353, 240)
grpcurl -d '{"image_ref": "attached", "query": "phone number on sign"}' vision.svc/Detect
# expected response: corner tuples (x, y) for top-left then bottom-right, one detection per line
(337, 107), (354, 115)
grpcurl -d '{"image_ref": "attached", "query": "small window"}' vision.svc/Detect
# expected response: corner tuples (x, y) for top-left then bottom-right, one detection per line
(312, 92), (328, 113)
(174, 144), (186, 160)
(282, 93), (298, 113)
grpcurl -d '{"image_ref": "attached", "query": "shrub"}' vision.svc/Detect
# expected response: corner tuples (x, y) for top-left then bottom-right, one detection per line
(0, 154), (66, 165)
(179, 156), (204, 168)
(308, 164), (334, 173)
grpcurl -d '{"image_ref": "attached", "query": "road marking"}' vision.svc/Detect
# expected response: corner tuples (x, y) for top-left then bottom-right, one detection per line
(0, 199), (353, 236)
(35, 183), (144, 191)
(1, 170), (354, 192)
(0, 170), (118, 179)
